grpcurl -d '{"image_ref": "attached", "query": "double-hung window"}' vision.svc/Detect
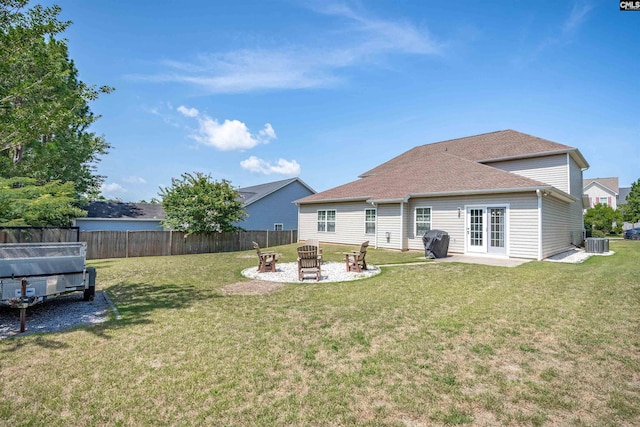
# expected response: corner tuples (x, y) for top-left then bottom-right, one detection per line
(274, 223), (283, 231)
(415, 207), (431, 236)
(365, 208), (376, 234)
(317, 210), (336, 232)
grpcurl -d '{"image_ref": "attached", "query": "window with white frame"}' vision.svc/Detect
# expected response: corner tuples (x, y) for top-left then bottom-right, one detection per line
(274, 223), (283, 231)
(365, 208), (376, 234)
(415, 207), (431, 236)
(317, 210), (336, 232)
(599, 197), (608, 205)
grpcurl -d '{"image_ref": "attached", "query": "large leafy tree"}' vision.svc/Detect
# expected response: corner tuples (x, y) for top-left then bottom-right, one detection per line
(584, 203), (622, 236)
(0, 177), (85, 226)
(619, 178), (640, 224)
(159, 172), (247, 234)
(0, 0), (112, 199)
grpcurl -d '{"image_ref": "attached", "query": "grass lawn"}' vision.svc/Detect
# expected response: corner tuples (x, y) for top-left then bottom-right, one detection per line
(1, 241), (639, 426)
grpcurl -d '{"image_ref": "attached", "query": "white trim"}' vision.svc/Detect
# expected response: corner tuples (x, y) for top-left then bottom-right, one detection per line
(364, 207), (376, 235)
(316, 209), (336, 233)
(400, 202), (404, 251)
(537, 189), (543, 261)
(464, 203), (510, 256)
(414, 205), (432, 237)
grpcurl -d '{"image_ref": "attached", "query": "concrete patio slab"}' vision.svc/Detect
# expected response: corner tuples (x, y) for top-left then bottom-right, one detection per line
(432, 254), (530, 268)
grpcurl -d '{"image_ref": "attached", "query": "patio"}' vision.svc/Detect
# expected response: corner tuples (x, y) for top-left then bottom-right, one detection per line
(241, 261), (381, 283)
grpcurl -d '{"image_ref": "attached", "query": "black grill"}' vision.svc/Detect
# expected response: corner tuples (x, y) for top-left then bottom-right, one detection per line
(422, 230), (450, 259)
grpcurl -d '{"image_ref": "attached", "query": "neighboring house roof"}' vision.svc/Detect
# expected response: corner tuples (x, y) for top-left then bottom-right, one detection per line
(83, 202), (166, 220)
(297, 130), (584, 204)
(619, 187), (631, 204)
(583, 177), (619, 195)
(239, 177), (315, 206)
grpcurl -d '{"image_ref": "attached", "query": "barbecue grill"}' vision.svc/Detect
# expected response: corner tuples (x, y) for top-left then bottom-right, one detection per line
(422, 230), (450, 259)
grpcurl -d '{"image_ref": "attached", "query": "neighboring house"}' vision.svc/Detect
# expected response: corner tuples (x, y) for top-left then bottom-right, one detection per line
(295, 130), (589, 261)
(74, 202), (165, 231)
(583, 177), (619, 209)
(237, 178), (315, 230)
(618, 186), (631, 205)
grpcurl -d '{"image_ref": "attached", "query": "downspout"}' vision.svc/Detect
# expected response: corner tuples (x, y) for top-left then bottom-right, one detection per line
(371, 201), (378, 249)
(400, 201), (404, 251)
(536, 189), (543, 261)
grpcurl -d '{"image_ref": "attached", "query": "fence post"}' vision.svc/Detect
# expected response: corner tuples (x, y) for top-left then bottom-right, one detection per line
(126, 231), (129, 258)
(266, 229), (269, 248)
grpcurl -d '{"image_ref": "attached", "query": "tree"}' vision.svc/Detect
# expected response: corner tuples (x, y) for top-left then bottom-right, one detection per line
(159, 172), (247, 234)
(619, 178), (640, 224)
(0, 177), (86, 226)
(0, 0), (113, 198)
(584, 203), (622, 236)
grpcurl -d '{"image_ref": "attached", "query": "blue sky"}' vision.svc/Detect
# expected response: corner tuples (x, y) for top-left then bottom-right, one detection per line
(46, 0), (639, 201)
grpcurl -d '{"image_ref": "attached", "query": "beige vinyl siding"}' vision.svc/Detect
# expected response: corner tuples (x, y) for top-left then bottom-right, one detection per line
(298, 201), (375, 245)
(541, 196), (572, 258)
(485, 154), (569, 192)
(406, 193), (539, 259)
(376, 204), (401, 249)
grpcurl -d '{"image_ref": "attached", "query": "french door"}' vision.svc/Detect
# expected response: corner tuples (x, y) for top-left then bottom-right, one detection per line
(466, 206), (507, 255)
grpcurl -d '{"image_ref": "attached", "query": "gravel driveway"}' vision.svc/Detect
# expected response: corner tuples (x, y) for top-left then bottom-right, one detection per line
(0, 291), (111, 340)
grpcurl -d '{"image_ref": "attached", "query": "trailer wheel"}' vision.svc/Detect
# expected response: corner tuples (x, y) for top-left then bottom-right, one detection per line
(83, 285), (95, 301)
(84, 267), (97, 301)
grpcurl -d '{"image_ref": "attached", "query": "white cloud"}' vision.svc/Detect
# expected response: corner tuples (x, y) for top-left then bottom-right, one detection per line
(101, 183), (126, 193)
(177, 105), (276, 151)
(132, 3), (441, 93)
(177, 105), (199, 117)
(240, 156), (301, 175)
(123, 176), (147, 184)
(562, 3), (594, 35)
(512, 2), (593, 68)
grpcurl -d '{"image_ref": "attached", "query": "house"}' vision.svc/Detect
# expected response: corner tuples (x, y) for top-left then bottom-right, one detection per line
(619, 186), (631, 205)
(74, 202), (166, 231)
(237, 178), (315, 230)
(583, 177), (619, 209)
(295, 130), (589, 261)
(76, 178), (315, 232)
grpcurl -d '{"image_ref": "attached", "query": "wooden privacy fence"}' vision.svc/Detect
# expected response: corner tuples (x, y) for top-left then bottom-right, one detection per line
(79, 230), (298, 259)
(0, 227), (297, 259)
(0, 226), (80, 243)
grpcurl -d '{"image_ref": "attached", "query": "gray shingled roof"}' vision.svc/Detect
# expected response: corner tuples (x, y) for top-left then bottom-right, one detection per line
(619, 187), (631, 204)
(239, 178), (315, 206)
(85, 202), (165, 219)
(297, 130), (585, 204)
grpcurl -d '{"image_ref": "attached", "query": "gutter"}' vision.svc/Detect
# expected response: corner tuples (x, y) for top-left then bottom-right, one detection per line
(408, 186), (554, 199)
(295, 196), (370, 205)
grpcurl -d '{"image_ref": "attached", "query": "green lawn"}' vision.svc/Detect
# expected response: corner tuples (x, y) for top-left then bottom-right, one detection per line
(1, 242), (639, 426)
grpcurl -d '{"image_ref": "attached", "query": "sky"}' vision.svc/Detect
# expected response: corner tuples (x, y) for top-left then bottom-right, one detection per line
(41, 0), (640, 201)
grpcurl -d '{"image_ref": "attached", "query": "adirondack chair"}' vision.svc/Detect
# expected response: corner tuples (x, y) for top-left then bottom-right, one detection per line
(252, 241), (279, 273)
(344, 241), (369, 272)
(297, 245), (322, 281)
(305, 239), (323, 262)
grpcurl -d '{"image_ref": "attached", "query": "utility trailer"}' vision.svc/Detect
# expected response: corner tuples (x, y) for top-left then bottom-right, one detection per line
(0, 242), (96, 332)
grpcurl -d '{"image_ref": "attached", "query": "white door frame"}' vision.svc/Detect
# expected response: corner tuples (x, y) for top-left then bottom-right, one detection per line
(465, 204), (509, 256)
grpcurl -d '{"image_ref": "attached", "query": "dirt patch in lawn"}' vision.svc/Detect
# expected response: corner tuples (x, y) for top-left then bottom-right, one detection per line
(222, 280), (285, 295)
